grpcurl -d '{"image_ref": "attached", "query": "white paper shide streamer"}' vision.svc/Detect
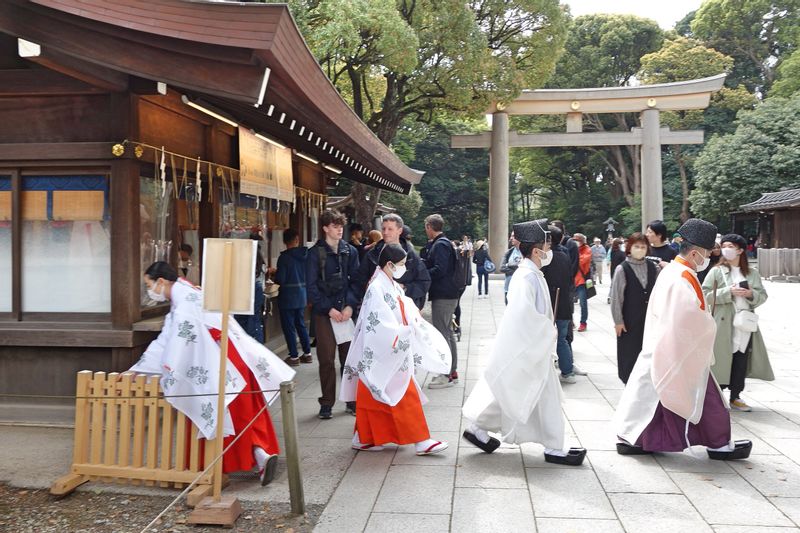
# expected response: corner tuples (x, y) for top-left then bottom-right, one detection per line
(195, 157), (202, 203)
(159, 146), (167, 197)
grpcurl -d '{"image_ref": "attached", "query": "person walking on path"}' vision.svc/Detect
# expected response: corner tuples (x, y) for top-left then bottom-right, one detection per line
(355, 213), (431, 311)
(341, 244), (451, 455)
(473, 239), (491, 298)
(591, 237), (607, 284)
(542, 224), (585, 384)
(697, 241), (722, 284)
(500, 233), (522, 305)
(421, 214), (460, 389)
(610, 233), (659, 384)
(274, 228), (313, 367)
(131, 262), (295, 485)
(614, 218), (752, 461)
(462, 218), (587, 466)
(573, 234), (592, 332)
(702, 233), (773, 412)
(306, 209), (361, 419)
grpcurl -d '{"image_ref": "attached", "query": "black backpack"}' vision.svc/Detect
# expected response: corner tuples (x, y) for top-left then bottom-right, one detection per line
(452, 245), (470, 291)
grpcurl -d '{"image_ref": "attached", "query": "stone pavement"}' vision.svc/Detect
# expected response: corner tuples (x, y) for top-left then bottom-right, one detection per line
(311, 274), (800, 533)
(1, 272), (799, 533)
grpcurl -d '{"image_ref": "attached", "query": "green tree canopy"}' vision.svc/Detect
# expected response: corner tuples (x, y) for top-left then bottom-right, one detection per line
(277, 0), (568, 226)
(771, 49), (800, 97)
(690, 94), (800, 226)
(690, 0), (800, 93)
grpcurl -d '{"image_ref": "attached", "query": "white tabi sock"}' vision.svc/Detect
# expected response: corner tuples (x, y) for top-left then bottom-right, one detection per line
(707, 441), (736, 452)
(253, 446), (269, 470)
(544, 447), (568, 457)
(468, 424), (490, 444)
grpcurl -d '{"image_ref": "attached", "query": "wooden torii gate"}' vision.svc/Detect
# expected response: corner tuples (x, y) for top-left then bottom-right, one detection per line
(452, 74), (726, 264)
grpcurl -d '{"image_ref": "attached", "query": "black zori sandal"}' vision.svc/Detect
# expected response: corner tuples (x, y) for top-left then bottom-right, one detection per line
(462, 430), (501, 454)
(707, 440), (752, 461)
(616, 442), (653, 455)
(544, 447), (587, 466)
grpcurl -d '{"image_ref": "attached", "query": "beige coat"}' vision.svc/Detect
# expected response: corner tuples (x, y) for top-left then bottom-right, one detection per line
(702, 265), (774, 385)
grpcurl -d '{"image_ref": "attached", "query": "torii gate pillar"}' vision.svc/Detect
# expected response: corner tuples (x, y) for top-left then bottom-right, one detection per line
(489, 112), (510, 265)
(641, 108), (663, 225)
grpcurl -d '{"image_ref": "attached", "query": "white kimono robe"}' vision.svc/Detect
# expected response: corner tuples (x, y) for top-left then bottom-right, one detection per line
(340, 269), (451, 406)
(462, 258), (566, 450)
(615, 258), (724, 446)
(130, 279), (295, 439)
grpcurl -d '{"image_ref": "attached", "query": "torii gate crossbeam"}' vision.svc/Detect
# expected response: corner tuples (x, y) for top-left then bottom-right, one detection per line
(452, 74), (726, 265)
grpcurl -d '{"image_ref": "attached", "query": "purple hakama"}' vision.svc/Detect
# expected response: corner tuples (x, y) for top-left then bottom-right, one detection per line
(636, 375), (731, 452)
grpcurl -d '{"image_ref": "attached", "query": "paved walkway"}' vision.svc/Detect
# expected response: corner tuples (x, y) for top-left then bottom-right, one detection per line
(2, 273), (799, 533)
(310, 275), (800, 533)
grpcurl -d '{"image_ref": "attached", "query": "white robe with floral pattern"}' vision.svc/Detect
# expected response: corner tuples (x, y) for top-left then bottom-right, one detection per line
(340, 269), (451, 406)
(130, 279), (295, 439)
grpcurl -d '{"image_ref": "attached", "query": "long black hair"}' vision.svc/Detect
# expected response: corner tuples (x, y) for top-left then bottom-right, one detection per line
(378, 243), (407, 267)
(144, 261), (178, 282)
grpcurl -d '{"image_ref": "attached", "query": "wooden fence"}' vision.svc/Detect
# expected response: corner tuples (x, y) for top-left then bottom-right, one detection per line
(51, 370), (217, 505)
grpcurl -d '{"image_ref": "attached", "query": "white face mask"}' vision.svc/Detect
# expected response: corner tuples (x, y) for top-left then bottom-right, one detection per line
(147, 281), (168, 302)
(539, 249), (553, 267)
(392, 264), (407, 279)
(693, 252), (711, 272)
(721, 248), (739, 261)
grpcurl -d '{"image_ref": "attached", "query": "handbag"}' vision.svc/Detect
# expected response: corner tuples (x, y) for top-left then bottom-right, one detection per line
(484, 258), (496, 273)
(582, 271), (596, 299)
(733, 309), (758, 333)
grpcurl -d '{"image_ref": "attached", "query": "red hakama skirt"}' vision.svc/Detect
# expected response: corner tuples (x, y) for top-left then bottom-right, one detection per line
(355, 380), (430, 445)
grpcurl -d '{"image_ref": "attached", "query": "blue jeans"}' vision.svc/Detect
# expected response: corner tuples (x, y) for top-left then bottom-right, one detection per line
(555, 319), (574, 375)
(280, 307), (312, 358)
(576, 285), (588, 325)
(476, 268), (489, 295)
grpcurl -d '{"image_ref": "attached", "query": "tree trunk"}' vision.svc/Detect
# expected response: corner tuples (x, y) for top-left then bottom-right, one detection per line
(349, 181), (381, 229)
(674, 144), (691, 223)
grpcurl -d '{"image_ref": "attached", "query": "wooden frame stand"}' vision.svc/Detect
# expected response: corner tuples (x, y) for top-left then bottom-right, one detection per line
(187, 495), (242, 527)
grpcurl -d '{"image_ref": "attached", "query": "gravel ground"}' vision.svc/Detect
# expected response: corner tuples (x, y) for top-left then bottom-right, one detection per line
(0, 484), (322, 533)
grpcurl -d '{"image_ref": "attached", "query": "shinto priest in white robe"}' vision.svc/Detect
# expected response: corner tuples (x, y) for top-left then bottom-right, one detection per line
(130, 278), (295, 440)
(614, 256), (730, 450)
(462, 258), (566, 450)
(340, 268), (451, 406)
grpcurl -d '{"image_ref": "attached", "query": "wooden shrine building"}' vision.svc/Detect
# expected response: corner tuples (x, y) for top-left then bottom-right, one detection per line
(0, 0), (421, 416)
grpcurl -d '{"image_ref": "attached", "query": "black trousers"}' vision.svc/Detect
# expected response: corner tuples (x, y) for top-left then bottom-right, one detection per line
(729, 351), (748, 401)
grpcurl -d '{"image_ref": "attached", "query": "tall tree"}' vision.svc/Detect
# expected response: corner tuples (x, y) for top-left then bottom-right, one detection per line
(690, 0), (799, 93)
(690, 94), (800, 226)
(279, 0), (567, 226)
(638, 36), (754, 222)
(546, 14), (665, 206)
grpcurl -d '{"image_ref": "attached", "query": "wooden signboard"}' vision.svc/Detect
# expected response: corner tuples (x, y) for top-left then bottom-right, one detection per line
(201, 238), (256, 315)
(239, 129), (278, 200)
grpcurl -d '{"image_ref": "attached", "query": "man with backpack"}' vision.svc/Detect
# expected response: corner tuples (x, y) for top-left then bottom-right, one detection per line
(306, 209), (361, 419)
(421, 214), (460, 389)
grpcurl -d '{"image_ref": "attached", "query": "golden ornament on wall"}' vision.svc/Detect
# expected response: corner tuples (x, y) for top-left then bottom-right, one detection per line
(570, 101), (581, 111)
(111, 143), (125, 157)
(647, 98), (657, 108)
(134, 145), (144, 158)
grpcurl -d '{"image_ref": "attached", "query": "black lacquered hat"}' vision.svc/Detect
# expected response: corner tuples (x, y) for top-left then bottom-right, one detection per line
(512, 218), (550, 244)
(677, 218), (717, 250)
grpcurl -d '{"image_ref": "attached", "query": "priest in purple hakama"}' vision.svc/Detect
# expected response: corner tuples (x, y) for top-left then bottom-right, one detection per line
(614, 218), (752, 460)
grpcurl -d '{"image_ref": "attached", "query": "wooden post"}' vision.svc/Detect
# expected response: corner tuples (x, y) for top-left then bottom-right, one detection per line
(280, 380), (305, 515)
(213, 241), (233, 501)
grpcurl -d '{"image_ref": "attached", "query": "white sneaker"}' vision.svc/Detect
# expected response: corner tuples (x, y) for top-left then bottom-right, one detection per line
(572, 365), (588, 376)
(428, 374), (454, 389)
(559, 373), (576, 384)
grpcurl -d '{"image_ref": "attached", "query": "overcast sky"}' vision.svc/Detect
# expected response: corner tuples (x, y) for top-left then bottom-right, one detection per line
(564, 0), (704, 29)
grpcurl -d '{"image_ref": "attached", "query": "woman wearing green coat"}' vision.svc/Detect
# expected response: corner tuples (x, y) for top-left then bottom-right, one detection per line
(702, 234), (773, 412)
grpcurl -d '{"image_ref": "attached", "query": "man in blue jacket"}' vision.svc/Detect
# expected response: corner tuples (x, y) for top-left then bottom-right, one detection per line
(306, 209), (361, 419)
(421, 213), (460, 389)
(275, 228), (312, 367)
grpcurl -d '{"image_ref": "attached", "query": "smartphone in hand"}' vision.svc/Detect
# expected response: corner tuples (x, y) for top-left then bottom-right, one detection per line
(739, 280), (750, 289)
